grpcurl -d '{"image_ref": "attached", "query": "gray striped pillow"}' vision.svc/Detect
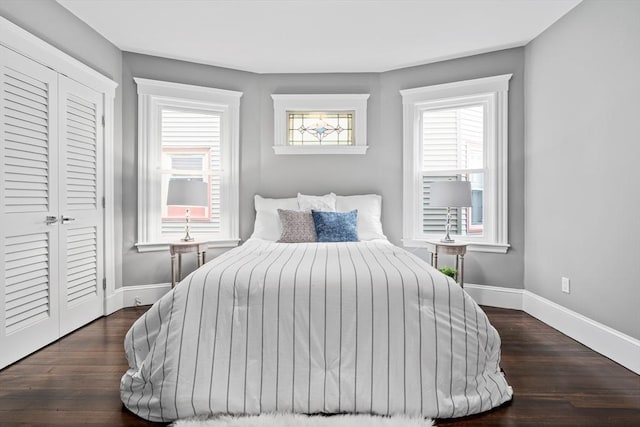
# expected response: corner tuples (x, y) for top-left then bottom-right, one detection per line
(277, 209), (317, 243)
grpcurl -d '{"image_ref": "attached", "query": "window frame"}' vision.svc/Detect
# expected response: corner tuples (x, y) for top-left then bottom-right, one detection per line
(134, 78), (242, 252)
(272, 94), (369, 155)
(401, 74), (511, 253)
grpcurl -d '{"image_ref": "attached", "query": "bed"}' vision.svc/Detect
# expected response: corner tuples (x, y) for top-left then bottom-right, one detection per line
(120, 194), (512, 422)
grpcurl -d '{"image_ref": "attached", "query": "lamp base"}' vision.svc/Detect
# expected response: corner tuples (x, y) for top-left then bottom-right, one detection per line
(181, 209), (194, 242)
(441, 207), (455, 243)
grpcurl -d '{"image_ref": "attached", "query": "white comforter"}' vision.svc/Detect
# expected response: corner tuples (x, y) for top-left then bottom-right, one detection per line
(121, 239), (512, 422)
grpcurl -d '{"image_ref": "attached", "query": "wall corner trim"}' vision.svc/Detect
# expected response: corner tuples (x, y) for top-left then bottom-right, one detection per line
(105, 288), (124, 315)
(121, 283), (172, 308)
(465, 283), (640, 374)
(463, 283), (524, 310)
(104, 284), (171, 315)
(522, 290), (640, 375)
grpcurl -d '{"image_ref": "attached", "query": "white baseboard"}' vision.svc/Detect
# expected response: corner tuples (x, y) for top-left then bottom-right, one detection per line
(102, 283), (172, 315)
(522, 291), (640, 375)
(105, 289), (124, 315)
(463, 283), (524, 310)
(465, 283), (640, 375)
(121, 283), (172, 308)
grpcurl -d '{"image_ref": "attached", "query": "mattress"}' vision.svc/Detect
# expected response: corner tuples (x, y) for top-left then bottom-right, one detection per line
(120, 239), (512, 421)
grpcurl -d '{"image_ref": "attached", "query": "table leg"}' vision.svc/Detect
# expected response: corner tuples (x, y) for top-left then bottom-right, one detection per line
(171, 254), (176, 288)
(178, 253), (182, 282)
(459, 254), (465, 288)
(202, 251), (206, 265)
(433, 252), (439, 269)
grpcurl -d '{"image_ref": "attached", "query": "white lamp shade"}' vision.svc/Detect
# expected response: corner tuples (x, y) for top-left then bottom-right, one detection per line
(166, 179), (208, 207)
(429, 181), (472, 208)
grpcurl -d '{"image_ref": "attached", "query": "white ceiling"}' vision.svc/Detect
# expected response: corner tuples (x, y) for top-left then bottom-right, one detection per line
(57, 0), (581, 74)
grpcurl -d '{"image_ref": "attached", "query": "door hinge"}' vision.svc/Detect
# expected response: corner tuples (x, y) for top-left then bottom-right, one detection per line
(101, 196), (106, 208)
(102, 278), (107, 290)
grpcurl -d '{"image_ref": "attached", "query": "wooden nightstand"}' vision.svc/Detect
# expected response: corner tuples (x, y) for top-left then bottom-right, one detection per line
(169, 241), (208, 288)
(423, 240), (468, 287)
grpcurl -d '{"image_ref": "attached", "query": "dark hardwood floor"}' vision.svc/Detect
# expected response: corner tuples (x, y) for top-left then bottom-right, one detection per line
(0, 306), (638, 426)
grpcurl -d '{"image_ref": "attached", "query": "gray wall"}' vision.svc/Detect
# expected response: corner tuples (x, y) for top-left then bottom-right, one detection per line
(3, 0), (635, 342)
(0, 1), (526, 292)
(121, 48), (525, 289)
(524, 0), (640, 339)
(0, 0), (124, 290)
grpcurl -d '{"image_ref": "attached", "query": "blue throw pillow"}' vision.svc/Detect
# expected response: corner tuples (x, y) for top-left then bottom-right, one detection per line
(311, 210), (359, 242)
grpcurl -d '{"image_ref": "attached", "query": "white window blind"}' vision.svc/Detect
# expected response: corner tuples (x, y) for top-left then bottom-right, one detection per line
(421, 105), (484, 236)
(160, 108), (222, 238)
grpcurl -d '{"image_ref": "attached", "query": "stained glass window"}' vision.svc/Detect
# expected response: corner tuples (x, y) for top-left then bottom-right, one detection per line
(287, 112), (354, 145)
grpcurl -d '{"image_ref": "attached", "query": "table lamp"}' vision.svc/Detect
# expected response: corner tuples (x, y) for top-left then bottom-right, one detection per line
(166, 179), (208, 241)
(429, 180), (472, 243)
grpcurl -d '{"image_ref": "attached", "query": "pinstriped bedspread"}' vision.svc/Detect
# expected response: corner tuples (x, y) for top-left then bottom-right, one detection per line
(120, 239), (512, 422)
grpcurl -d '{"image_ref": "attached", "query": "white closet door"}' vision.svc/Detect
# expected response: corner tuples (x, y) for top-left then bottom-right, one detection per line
(0, 46), (60, 367)
(58, 76), (104, 336)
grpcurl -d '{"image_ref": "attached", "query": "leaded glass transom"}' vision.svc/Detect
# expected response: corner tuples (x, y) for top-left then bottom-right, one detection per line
(287, 112), (354, 145)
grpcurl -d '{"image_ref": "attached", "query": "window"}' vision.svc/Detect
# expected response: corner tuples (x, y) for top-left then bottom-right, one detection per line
(287, 112), (353, 146)
(422, 105), (484, 236)
(401, 75), (511, 253)
(135, 78), (242, 252)
(272, 94), (369, 154)
(160, 109), (219, 229)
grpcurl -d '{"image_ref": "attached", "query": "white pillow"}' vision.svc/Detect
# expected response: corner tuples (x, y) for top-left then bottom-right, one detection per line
(251, 195), (299, 241)
(335, 194), (386, 240)
(297, 192), (337, 211)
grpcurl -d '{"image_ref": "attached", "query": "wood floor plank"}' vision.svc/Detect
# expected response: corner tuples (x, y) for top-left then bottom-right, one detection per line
(0, 306), (638, 426)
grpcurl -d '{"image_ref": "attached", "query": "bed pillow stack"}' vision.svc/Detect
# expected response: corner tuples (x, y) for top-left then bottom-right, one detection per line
(277, 208), (358, 243)
(251, 193), (386, 243)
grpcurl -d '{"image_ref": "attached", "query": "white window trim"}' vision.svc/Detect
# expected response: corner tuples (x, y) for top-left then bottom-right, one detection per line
(134, 78), (242, 252)
(272, 94), (369, 155)
(400, 74), (511, 254)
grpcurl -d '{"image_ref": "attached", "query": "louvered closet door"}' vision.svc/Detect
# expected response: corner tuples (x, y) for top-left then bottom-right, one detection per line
(58, 76), (103, 336)
(0, 47), (60, 368)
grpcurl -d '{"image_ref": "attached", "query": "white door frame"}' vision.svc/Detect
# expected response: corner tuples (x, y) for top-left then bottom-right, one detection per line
(0, 17), (119, 315)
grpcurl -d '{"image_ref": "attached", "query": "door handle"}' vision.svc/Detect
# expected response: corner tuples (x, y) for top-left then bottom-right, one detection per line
(46, 216), (58, 225)
(61, 216), (76, 224)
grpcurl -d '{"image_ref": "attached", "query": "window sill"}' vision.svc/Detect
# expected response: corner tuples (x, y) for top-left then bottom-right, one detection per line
(402, 238), (510, 254)
(135, 239), (241, 253)
(273, 145), (368, 155)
